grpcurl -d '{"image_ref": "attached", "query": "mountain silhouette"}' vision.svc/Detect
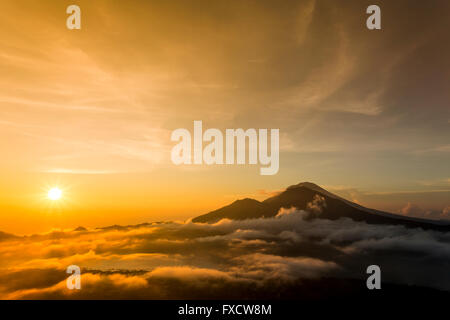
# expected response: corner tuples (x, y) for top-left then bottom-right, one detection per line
(0, 231), (18, 241)
(193, 182), (450, 232)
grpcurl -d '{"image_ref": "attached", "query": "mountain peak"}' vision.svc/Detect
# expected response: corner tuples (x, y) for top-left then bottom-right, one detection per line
(193, 197), (269, 223)
(287, 182), (324, 191)
(233, 198), (261, 204)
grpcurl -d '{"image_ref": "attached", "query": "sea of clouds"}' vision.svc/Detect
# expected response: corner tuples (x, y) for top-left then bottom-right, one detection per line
(0, 201), (449, 299)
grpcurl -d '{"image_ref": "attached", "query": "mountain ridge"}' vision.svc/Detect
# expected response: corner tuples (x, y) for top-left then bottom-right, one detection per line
(193, 182), (450, 232)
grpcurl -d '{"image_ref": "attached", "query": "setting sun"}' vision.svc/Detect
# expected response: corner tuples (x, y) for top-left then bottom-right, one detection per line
(48, 187), (62, 201)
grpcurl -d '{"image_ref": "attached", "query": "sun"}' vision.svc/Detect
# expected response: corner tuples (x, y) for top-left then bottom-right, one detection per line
(48, 187), (62, 201)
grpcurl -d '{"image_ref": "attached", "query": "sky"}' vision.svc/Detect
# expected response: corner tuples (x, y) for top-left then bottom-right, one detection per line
(0, 0), (449, 234)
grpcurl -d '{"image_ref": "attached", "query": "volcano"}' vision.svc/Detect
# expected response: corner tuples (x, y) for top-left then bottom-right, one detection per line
(193, 182), (450, 232)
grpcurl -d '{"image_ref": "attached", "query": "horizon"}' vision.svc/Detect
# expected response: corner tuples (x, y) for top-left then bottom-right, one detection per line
(3, 180), (449, 237)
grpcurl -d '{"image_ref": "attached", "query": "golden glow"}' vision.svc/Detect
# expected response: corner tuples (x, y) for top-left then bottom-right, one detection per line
(48, 187), (62, 201)
(0, 1), (447, 235)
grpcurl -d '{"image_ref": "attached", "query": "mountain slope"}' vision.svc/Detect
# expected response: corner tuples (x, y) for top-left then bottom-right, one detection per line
(193, 182), (450, 232)
(193, 198), (273, 223)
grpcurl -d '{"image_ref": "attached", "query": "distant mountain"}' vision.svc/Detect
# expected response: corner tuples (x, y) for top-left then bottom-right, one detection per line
(193, 182), (450, 232)
(0, 231), (19, 241)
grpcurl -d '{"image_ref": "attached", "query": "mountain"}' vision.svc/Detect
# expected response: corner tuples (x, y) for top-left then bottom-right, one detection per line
(193, 198), (273, 222)
(193, 182), (450, 232)
(0, 231), (19, 241)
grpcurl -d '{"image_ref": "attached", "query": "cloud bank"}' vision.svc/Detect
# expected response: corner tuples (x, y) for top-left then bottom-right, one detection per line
(1, 204), (449, 299)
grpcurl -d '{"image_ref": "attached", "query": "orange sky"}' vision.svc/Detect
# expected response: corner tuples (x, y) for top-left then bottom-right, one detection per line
(0, 1), (449, 234)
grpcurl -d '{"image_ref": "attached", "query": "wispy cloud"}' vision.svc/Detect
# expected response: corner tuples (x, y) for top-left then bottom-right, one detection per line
(42, 168), (120, 175)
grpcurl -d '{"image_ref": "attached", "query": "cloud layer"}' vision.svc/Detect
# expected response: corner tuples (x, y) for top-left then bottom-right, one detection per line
(1, 204), (449, 299)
